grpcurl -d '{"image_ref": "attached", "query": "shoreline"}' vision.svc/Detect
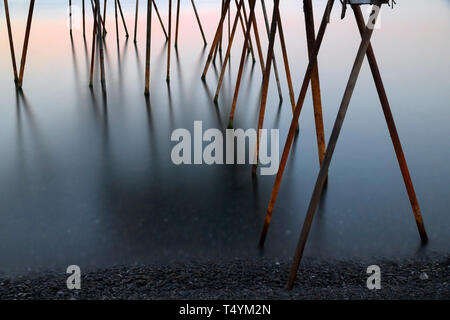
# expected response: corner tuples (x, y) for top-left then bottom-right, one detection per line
(0, 255), (448, 300)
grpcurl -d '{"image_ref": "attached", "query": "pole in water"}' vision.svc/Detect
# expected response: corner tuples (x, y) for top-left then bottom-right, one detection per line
(145, 0), (153, 95)
(258, 0), (335, 248)
(200, 0), (231, 80)
(17, 0), (36, 89)
(287, 2), (383, 290)
(4, 0), (19, 84)
(351, 4), (428, 243)
(117, 0), (130, 37)
(134, 0), (139, 42)
(191, 0), (207, 46)
(167, 0), (172, 82)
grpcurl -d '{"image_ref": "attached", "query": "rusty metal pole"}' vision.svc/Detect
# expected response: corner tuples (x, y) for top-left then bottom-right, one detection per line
(95, 0), (106, 93)
(227, 0), (257, 129)
(69, 0), (73, 36)
(219, 0), (224, 52)
(167, 0), (172, 81)
(304, 0), (326, 166)
(213, 0), (244, 104)
(191, 0), (207, 46)
(254, 4), (299, 173)
(174, 0), (180, 48)
(235, 0), (255, 62)
(17, 0), (35, 89)
(240, 0), (256, 63)
(200, 0), (231, 80)
(352, 5), (428, 243)
(277, 12), (296, 114)
(251, 7), (265, 74)
(89, 0), (98, 87)
(103, 0), (107, 36)
(145, 0), (152, 95)
(3, 0), (19, 83)
(114, 0), (119, 40)
(134, 0), (139, 42)
(153, 0), (169, 40)
(253, 0), (280, 174)
(287, 3), (383, 290)
(258, 0), (335, 247)
(83, 0), (86, 37)
(261, 0), (282, 101)
(117, 0), (130, 38)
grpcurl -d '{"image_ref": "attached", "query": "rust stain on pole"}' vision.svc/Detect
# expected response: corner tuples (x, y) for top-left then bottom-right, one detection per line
(167, 0), (172, 81)
(304, 0), (326, 167)
(191, 0), (207, 46)
(253, 0), (281, 174)
(287, 2), (382, 290)
(227, 0), (257, 129)
(352, 5), (428, 243)
(17, 0), (36, 89)
(153, 0), (169, 40)
(175, 0), (181, 48)
(4, 0), (19, 83)
(201, 0), (231, 80)
(145, 0), (153, 95)
(213, 0), (244, 104)
(117, 0), (130, 38)
(258, 0), (335, 248)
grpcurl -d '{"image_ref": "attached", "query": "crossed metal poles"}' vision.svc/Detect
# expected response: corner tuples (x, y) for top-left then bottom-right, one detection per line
(249, 0), (427, 289)
(3, 0), (35, 89)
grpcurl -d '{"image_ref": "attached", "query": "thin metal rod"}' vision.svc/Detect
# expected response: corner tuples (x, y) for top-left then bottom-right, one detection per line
(145, 0), (153, 95)
(134, 0), (139, 42)
(174, 0), (180, 48)
(103, 0), (107, 36)
(234, 0), (255, 62)
(200, 0), (231, 80)
(261, 0), (282, 101)
(153, 0), (168, 40)
(254, 6), (299, 174)
(227, 0), (257, 128)
(277, 11), (296, 113)
(258, 0), (335, 247)
(213, 0), (244, 103)
(287, 3), (382, 290)
(115, 0), (119, 40)
(69, 0), (73, 36)
(352, 4), (428, 242)
(117, 0), (130, 37)
(89, 0), (99, 87)
(191, 0), (207, 46)
(167, 0), (172, 81)
(253, 0), (280, 174)
(17, 0), (35, 88)
(4, 0), (19, 83)
(95, 0), (106, 93)
(240, 0), (256, 63)
(83, 0), (86, 37)
(251, 6), (265, 74)
(304, 0), (326, 166)
(228, 0), (231, 44)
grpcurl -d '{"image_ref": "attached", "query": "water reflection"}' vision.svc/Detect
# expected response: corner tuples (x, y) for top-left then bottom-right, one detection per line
(0, 0), (449, 275)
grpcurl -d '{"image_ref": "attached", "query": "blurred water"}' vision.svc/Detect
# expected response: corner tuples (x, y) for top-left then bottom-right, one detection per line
(0, 0), (449, 275)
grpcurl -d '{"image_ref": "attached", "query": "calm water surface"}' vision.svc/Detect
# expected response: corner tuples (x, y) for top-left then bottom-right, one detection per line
(0, 0), (449, 275)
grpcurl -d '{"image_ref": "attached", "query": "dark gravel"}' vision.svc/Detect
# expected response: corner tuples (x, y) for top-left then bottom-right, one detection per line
(0, 256), (448, 300)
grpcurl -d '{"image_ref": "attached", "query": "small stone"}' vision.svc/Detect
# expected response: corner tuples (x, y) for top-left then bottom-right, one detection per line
(419, 272), (429, 280)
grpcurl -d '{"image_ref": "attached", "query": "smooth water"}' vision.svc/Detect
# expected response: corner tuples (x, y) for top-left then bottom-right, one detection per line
(0, 0), (449, 275)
